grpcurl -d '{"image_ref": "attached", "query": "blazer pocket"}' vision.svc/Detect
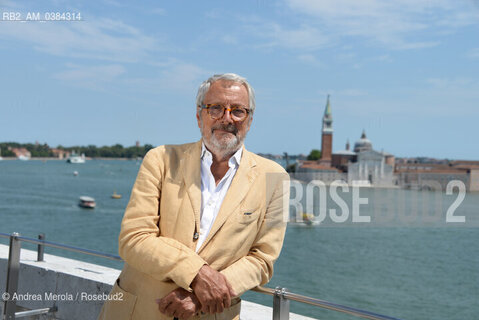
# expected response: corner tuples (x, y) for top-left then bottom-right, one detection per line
(236, 205), (262, 224)
(99, 278), (137, 320)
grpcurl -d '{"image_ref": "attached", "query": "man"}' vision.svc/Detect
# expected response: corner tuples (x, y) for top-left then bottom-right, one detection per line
(98, 73), (289, 320)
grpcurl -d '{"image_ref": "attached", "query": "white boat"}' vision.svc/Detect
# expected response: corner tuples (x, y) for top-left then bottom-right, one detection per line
(78, 196), (96, 209)
(111, 191), (122, 199)
(67, 153), (86, 164)
(18, 155), (30, 161)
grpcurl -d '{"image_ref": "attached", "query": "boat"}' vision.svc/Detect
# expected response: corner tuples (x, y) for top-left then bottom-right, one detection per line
(73, 171), (79, 176)
(18, 155), (30, 161)
(78, 196), (96, 209)
(111, 191), (122, 199)
(288, 213), (319, 226)
(67, 153), (86, 164)
(302, 213), (315, 226)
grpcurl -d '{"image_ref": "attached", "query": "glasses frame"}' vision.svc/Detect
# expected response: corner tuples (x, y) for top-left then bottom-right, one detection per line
(199, 104), (251, 121)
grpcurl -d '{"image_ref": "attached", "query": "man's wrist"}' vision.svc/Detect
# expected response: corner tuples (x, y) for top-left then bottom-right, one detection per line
(190, 263), (207, 290)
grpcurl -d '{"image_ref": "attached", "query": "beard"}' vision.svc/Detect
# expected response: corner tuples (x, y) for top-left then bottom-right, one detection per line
(200, 119), (246, 160)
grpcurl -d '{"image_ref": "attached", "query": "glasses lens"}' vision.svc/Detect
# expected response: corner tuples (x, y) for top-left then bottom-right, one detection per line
(208, 105), (224, 119)
(231, 107), (247, 120)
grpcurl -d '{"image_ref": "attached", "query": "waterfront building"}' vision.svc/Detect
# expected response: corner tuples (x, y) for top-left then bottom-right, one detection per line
(296, 161), (346, 183)
(395, 162), (479, 192)
(345, 131), (395, 187)
(11, 147), (31, 160)
(296, 97), (395, 188)
(295, 96), (479, 191)
(51, 148), (70, 159)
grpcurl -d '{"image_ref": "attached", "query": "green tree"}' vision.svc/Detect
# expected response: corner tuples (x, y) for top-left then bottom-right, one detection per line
(307, 149), (321, 160)
(144, 144), (154, 153)
(286, 163), (297, 173)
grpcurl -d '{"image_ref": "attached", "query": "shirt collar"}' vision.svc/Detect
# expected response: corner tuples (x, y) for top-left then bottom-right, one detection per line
(201, 142), (242, 168)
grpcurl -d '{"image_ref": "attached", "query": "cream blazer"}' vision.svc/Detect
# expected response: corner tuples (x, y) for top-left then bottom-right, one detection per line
(98, 141), (289, 320)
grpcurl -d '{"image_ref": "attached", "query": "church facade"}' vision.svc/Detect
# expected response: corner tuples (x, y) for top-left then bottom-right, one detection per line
(297, 96), (396, 188)
(296, 96), (479, 192)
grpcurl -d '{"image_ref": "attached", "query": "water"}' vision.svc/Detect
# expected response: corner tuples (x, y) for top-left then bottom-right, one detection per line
(0, 160), (478, 319)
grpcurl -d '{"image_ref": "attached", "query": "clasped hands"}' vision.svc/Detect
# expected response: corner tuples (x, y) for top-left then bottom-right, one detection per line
(157, 265), (236, 319)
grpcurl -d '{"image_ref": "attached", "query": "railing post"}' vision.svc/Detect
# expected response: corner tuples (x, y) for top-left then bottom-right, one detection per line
(272, 287), (290, 320)
(37, 234), (45, 262)
(3, 232), (22, 320)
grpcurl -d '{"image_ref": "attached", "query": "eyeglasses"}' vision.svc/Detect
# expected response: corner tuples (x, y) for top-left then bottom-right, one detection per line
(200, 104), (250, 121)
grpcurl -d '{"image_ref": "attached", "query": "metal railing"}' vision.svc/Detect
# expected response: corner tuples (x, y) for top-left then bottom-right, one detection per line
(0, 232), (402, 320)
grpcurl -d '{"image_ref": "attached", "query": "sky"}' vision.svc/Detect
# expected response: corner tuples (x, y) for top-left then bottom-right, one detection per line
(1, 0), (478, 160)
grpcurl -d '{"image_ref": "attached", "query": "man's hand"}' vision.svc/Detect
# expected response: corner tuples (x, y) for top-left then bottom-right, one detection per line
(190, 265), (237, 314)
(156, 288), (201, 319)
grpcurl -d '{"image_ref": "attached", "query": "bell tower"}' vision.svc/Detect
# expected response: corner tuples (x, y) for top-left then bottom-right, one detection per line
(319, 95), (333, 166)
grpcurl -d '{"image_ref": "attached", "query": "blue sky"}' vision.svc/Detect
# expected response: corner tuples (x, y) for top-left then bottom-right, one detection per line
(1, 0), (478, 159)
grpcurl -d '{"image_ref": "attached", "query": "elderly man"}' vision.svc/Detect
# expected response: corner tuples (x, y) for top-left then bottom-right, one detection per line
(98, 73), (289, 320)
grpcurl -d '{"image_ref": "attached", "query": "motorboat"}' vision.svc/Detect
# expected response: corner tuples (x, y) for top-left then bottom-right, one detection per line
(111, 191), (122, 199)
(18, 155), (30, 161)
(302, 213), (315, 226)
(78, 196), (96, 209)
(67, 153), (86, 164)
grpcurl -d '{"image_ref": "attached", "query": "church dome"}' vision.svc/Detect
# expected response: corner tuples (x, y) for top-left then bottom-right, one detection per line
(353, 130), (373, 153)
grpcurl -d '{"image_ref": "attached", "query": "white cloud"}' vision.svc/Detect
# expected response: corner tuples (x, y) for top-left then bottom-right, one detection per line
(226, 0), (471, 54)
(0, 17), (160, 63)
(54, 63), (125, 81)
(53, 64), (126, 90)
(246, 22), (330, 51)
(426, 77), (475, 89)
(121, 62), (211, 95)
(284, 0), (478, 50)
(159, 63), (211, 92)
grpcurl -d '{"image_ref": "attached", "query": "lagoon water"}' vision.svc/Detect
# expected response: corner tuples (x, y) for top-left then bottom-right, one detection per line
(0, 159), (478, 319)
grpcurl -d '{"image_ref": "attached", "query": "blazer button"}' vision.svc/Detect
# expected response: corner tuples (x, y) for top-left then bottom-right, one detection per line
(193, 232), (199, 240)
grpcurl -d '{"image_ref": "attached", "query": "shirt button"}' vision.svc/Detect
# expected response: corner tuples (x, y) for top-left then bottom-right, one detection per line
(193, 232), (199, 240)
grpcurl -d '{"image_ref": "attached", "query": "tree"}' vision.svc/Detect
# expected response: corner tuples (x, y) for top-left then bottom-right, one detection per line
(286, 163), (297, 173)
(307, 149), (321, 160)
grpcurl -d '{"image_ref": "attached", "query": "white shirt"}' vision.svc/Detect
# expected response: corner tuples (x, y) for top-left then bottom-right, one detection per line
(196, 143), (243, 251)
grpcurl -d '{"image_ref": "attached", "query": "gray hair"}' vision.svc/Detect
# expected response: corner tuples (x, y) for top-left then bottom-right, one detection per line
(196, 73), (256, 114)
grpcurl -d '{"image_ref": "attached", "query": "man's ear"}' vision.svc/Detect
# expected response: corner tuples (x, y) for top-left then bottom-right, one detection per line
(196, 109), (201, 128)
(247, 115), (253, 130)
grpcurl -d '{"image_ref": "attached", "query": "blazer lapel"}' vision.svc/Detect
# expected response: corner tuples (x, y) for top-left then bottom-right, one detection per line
(197, 147), (258, 253)
(181, 140), (202, 233)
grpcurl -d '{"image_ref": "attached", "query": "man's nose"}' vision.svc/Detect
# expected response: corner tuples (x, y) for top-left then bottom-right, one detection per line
(221, 108), (234, 123)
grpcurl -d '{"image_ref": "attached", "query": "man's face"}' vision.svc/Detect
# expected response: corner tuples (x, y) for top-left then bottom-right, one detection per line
(197, 80), (252, 156)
